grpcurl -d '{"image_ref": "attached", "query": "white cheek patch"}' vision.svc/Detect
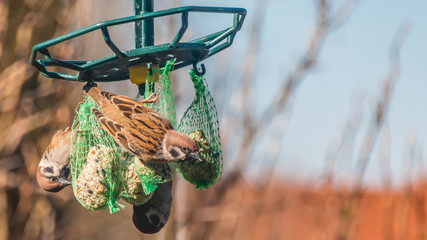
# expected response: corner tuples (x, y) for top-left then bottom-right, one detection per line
(39, 155), (61, 177)
(42, 168), (56, 178)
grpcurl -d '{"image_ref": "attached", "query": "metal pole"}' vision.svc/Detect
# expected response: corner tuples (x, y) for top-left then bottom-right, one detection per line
(134, 0), (154, 95)
(142, 0), (154, 47)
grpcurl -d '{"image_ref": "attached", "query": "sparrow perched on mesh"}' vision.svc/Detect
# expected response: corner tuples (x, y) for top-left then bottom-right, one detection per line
(132, 181), (172, 234)
(37, 127), (72, 192)
(83, 81), (201, 163)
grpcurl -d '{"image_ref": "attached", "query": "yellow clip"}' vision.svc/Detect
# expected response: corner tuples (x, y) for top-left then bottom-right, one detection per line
(129, 63), (160, 85)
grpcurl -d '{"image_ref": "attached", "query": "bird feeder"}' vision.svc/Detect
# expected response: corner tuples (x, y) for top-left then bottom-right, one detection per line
(30, 0), (246, 214)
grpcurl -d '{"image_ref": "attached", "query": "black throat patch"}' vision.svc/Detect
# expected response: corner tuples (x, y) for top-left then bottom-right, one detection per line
(60, 165), (70, 178)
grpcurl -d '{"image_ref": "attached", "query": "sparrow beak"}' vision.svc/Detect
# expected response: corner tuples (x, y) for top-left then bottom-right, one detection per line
(58, 178), (72, 186)
(189, 152), (203, 162)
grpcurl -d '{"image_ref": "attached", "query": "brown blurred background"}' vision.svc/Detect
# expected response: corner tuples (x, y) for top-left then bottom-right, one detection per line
(0, 0), (426, 240)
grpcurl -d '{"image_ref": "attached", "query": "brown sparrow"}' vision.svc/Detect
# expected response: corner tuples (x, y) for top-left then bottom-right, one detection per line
(83, 81), (201, 163)
(132, 181), (172, 234)
(37, 127), (72, 192)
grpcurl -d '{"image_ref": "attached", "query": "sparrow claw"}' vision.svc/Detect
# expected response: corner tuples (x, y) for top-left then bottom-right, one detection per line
(140, 93), (158, 104)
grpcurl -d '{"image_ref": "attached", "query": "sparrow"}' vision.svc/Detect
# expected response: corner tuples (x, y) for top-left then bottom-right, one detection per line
(132, 181), (172, 234)
(36, 127), (72, 192)
(83, 81), (202, 164)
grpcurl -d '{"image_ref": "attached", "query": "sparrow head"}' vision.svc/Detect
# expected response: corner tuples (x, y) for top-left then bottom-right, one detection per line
(37, 127), (72, 192)
(132, 181), (172, 234)
(164, 130), (202, 162)
(82, 80), (97, 93)
(36, 166), (71, 192)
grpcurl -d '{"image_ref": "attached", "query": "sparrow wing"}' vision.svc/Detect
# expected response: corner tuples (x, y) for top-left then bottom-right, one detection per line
(90, 88), (176, 160)
(124, 127), (161, 155)
(92, 107), (166, 159)
(96, 89), (173, 130)
(91, 107), (139, 156)
(107, 94), (174, 131)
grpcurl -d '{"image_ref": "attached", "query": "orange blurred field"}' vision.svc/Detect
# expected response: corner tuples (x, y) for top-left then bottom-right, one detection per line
(184, 179), (427, 240)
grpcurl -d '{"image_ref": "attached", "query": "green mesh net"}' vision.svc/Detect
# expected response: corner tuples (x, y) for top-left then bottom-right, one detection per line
(176, 70), (223, 189)
(70, 96), (123, 213)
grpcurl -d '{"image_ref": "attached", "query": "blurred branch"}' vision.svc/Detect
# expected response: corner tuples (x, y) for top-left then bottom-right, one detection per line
(226, 0), (360, 182)
(378, 123), (392, 190)
(379, 123), (394, 240)
(0, 109), (53, 156)
(267, 0), (360, 119)
(324, 92), (364, 188)
(0, 1), (79, 239)
(0, 171), (9, 240)
(220, 0), (269, 174)
(354, 23), (410, 190)
(330, 0), (360, 30)
(233, 0), (359, 190)
(334, 23), (410, 240)
(396, 135), (417, 240)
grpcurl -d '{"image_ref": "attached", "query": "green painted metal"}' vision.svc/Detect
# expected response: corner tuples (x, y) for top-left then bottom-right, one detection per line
(134, 0), (154, 48)
(135, 0), (154, 95)
(141, 0), (154, 47)
(30, 6), (246, 82)
(134, 0), (143, 49)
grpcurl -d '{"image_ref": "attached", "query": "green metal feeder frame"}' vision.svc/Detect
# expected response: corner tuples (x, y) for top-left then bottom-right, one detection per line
(29, 4), (246, 83)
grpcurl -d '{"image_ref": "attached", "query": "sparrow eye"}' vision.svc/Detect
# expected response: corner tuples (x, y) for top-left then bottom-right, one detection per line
(181, 146), (188, 152)
(49, 177), (56, 182)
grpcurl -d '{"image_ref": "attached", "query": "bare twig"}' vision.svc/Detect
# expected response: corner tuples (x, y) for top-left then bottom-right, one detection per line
(354, 22), (410, 190)
(324, 92), (365, 188)
(230, 0), (360, 183)
(333, 23), (410, 240)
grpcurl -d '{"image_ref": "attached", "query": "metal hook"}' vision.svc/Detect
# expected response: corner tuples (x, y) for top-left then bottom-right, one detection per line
(193, 62), (206, 76)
